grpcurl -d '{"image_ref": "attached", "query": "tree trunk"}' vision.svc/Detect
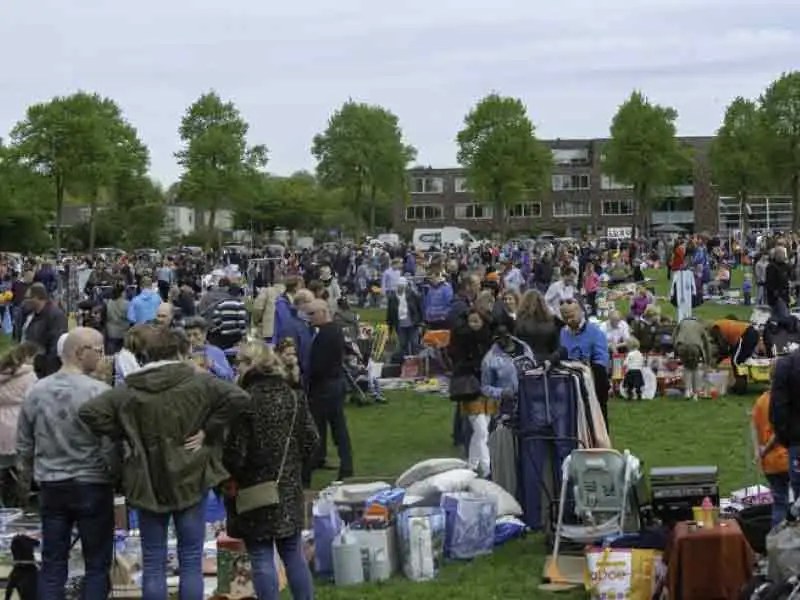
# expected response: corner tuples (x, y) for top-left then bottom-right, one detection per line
(54, 173), (64, 254)
(740, 190), (750, 238)
(369, 184), (376, 235)
(207, 206), (217, 249)
(352, 185), (363, 240)
(638, 183), (649, 238)
(88, 191), (99, 256)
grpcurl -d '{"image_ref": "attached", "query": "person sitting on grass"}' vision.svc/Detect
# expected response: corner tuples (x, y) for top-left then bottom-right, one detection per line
(629, 287), (653, 321)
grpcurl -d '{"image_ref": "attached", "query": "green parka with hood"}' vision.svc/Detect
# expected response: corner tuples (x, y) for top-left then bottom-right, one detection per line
(79, 361), (249, 513)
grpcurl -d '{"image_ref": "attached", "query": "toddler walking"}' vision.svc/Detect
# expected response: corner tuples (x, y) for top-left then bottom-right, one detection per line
(623, 336), (645, 400)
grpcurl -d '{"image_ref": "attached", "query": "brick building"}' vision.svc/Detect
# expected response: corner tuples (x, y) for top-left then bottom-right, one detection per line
(395, 136), (724, 237)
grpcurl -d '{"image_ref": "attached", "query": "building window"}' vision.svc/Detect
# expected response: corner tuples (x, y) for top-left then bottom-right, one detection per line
(552, 148), (590, 166)
(551, 174), (590, 191)
(411, 177), (444, 194)
(454, 203), (492, 219)
(553, 199), (591, 217)
(600, 175), (633, 190)
(405, 204), (443, 221)
(454, 177), (469, 193)
(601, 199), (633, 216)
(508, 202), (542, 218)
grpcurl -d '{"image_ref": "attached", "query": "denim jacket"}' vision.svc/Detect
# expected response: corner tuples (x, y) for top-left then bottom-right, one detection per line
(480, 337), (536, 402)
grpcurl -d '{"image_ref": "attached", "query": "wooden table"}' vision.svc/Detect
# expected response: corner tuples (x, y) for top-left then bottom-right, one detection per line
(667, 520), (753, 600)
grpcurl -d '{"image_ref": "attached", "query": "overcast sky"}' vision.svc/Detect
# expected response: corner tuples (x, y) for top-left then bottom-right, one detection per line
(1, 0), (798, 184)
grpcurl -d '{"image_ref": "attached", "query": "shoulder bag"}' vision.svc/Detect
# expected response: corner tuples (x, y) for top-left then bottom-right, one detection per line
(236, 389), (299, 513)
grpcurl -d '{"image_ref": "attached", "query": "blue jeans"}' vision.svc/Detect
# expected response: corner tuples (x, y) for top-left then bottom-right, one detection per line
(391, 326), (419, 363)
(39, 481), (114, 600)
(767, 473), (791, 526)
(246, 533), (314, 600)
(139, 496), (207, 600)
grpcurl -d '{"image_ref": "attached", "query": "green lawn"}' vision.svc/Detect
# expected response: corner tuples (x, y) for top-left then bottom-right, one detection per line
(357, 267), (755, 326)
(312, 267), (761, 600)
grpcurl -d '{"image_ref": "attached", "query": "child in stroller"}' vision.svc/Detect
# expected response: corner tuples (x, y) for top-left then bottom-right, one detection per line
(334, 299), (386, 406)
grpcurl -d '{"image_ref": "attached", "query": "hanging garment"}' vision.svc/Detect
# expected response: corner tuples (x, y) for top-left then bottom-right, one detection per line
(561, 362), (611, 449)
(670, 269), (697, 322)
(517, 371), (579, 530)
(488, 423), (517, 498)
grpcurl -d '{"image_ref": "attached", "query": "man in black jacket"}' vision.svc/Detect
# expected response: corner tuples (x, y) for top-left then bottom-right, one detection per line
(23, 283), (68, 378)
(770, 350), (800, 501)
(766, 246), (792, 321)
(304, 299), (353, 483)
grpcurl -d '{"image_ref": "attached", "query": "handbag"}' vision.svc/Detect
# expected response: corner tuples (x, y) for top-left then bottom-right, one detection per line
(449, 373), (481, 401)
(236, 390), (299, 513)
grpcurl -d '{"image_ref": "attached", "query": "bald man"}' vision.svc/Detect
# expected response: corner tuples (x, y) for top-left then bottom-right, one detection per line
(304, 299), (353, 483)
(153, 302), (174, 331)
(16, 326), (115, 598)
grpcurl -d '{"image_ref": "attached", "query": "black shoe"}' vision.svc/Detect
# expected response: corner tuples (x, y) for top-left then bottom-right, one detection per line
(338, 470), (354, 481)
(374, 397), (388, 404)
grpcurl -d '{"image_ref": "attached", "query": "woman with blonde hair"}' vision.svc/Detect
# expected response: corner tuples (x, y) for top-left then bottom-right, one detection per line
(515, 290), (562, 364)
(224, 342), (319, 600)
(0, 342), (37, 505)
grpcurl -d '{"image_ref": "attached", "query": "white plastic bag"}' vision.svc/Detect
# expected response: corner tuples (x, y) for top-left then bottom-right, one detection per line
(767, 520), (800, 582)
(397, 507), (445, 581)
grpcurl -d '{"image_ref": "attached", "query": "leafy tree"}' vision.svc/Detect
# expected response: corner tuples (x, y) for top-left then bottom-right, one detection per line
(176, 91), (268, 239)
(73, 98), (149, 253)
(110, 175), (166, 248)
(759, 72), (800, 230)
(709, 98), (769, 235)
(456, 93), (551, 235)
(312, 100), (416, 235)
(603, 91), (691, 235)
(235, 171), (333, 234)
(10, 92), (147, 253)
(0, 140), (53, 251)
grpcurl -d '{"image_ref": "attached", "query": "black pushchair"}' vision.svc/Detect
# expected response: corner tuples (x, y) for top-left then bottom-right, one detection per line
(335, 308), (384, 405)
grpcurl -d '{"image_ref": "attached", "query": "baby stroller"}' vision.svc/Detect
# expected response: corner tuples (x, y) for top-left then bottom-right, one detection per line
(335, 302), (385, 406)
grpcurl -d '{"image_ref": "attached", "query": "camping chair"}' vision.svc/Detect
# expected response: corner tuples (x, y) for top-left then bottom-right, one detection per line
(421, 329), (451, 375)
(544, 448), (639, 588)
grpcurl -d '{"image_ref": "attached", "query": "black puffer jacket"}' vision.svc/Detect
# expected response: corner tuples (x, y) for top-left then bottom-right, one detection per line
(448, 323), (492, 401)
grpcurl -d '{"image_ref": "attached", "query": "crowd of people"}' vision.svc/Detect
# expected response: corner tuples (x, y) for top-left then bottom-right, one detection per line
(0, 229), (798, 598)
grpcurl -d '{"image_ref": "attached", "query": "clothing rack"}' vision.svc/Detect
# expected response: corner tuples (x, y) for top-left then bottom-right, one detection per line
(512, 363), (605, 537)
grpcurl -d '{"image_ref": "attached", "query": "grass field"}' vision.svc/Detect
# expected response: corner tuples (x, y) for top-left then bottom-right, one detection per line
(313, 268), (763, 600)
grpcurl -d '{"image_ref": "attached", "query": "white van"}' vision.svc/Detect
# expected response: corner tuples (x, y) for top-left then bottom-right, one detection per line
(412, 227), (480, 251)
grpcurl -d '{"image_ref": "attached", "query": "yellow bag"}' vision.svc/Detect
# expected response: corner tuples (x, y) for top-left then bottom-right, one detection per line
(584, 546), (665, 600)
